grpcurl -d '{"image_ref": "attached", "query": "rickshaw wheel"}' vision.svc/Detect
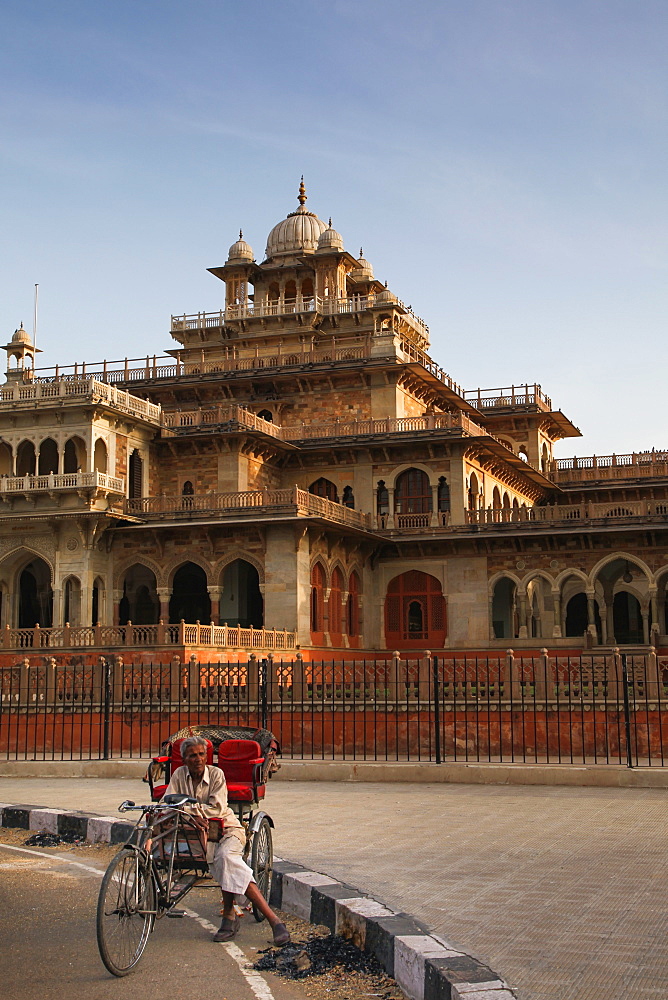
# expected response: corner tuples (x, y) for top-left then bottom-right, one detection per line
(97, 848), (156, 976)
(251, 818), (273, 922)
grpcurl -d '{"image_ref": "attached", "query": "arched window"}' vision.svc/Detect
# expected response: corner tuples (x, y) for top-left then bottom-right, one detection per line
(437, 477), (450, 512)
(64, 436), (87, 474)
(63, 576), (81, 625)
(395, 469), (431, 514)
(169, 563), (211, 624)
(310, 563), (325, 638)
(119, 564), (159, 625)
(342, 486), (355, 509)
(18, 558), (53, 628)
(0, 442), (12, 476)
(38, 438), (58, 476)
(284, 280), (296, 302)
(220, 559), (263, 627)
(468, 472), (479, 512)
(376, 481), (389, 515)
(268, 282), (279, 303)
(16, 441), (36, 477)
(347, 571), (361, 641)
(257, 410), (273, 423)
(329, 568), (343, 640)
(385, 571), (446, 648)
(309, 478), (338, 503)
(492, 578), (516, 639)
(94, 438), (108, 474)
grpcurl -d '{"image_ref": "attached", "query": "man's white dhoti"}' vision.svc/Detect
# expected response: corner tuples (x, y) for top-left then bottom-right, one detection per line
(210, 833), (255, 895)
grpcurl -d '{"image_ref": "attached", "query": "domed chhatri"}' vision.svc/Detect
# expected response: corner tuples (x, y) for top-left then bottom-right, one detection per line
(316, 219), (344, 253)
(227, 230), (254, 264)
(265, 178), (329, 259)
(352, 248), (374, 280)
(11, 322), (33, 346)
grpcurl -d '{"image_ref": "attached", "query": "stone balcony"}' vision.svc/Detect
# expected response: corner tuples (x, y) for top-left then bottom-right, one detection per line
(0, 471), (126, 512)
(463, 384), (553, 412)
(0, 377), (162, 425)
(551, 451), (668, 485)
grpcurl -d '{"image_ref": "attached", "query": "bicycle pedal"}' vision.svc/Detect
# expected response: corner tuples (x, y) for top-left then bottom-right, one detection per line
(166, 909), (186, 918)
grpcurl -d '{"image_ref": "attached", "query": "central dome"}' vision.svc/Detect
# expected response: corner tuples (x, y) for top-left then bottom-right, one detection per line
(265, 179), (328, 259)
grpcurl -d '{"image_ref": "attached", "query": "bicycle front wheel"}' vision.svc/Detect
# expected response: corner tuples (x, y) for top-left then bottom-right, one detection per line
(251, 818), (273, 922)
(97, 848), (156, 976)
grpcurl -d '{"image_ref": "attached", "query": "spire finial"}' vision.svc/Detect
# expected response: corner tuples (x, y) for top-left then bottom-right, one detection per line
(359, 248), (363, 258)
(239, 229), (243, 240)
(298, 175), (307, 207)
(328, 217), (332, 227)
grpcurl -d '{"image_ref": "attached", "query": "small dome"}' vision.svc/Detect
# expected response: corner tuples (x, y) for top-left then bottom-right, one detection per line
(375, 283), (397, 304)
(227, 230), (253, 263)
(11, 323), (32, 346)
(351, 248), (373, 280)
(265, 178), (328, 259)
(317, 219), (344, 252)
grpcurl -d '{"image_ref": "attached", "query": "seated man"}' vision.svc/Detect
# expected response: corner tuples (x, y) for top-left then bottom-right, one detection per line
(162, 734), (290, 945)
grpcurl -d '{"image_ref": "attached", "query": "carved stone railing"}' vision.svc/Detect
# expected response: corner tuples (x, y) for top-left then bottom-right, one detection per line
(552, 451), (668, 484)
(0, 621), (297, 652)
(125, 486), (374, 531)
(467, 500), (668, 526)
(0, 471), (125, 495)
(0, 377), (161, 423)
(463, 384), (552, 411)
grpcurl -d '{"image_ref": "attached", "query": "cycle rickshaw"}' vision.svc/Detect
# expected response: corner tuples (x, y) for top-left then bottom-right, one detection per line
(96, 726), (280, 976)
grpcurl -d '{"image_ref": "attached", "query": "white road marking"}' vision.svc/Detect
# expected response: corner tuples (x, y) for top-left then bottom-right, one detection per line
(0, 842), (277, 1000)
(183, 907), (277, 1000)
(0, 842), (107, 875)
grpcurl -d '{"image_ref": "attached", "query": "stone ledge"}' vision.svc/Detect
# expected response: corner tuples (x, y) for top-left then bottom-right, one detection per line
(0, 801), (516, 1000)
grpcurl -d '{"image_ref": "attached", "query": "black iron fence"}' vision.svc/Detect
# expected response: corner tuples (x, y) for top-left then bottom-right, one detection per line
(1, 650), (667, 766)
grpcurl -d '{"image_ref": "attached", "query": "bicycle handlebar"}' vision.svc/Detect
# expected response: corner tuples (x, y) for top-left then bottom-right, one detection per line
(118, 795), (199, 813)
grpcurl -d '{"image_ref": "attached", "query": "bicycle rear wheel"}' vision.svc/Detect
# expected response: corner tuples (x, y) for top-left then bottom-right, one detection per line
(250, 818), (273, 922)
(97, 848), (156, 976)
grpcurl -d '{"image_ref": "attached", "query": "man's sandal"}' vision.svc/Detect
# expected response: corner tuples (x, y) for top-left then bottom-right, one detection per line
(213, 915), (240, 942)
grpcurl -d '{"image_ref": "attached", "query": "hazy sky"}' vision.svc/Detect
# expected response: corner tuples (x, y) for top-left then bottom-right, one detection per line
(1, 1), (666, 456)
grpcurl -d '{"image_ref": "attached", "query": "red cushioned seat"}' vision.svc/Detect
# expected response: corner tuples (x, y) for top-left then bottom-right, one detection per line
(152, 783), (168, 801)
(218, 739), (266, 803)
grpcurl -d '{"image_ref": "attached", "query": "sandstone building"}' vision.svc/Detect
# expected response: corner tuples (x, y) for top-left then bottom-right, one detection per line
(2, 183), (667, 660)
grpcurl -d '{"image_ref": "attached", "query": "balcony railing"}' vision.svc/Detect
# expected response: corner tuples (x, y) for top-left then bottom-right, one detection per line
(125, 486), (373, 531)
(0, 471), (125, 495)
(552, 452), (668, 484)
(162, 406), (488, 442)
(464, 384), (552, 412)
(171, 293), (429, 339)
(28, 342), (465, 401)
(467, 500), (668, 526)
(0, 377), (161, 423)
(0, 621), (296, 652)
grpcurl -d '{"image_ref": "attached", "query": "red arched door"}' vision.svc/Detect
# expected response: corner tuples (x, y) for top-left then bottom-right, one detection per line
(385, 571), (446, 648)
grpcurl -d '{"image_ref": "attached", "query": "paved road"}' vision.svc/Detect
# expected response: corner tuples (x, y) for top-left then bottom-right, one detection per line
(0, 833), (304, 1000)
(2, 776), (667, 1000)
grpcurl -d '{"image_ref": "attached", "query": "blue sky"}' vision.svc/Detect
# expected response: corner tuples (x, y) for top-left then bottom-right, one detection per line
(1, 0), (666, 455)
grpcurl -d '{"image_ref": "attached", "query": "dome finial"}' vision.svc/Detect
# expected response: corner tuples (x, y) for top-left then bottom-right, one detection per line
(328, 217), (332, 227)
(359, 248), (363, 258)
(239, 229), (243, 239)
(298, 176), (307, 207)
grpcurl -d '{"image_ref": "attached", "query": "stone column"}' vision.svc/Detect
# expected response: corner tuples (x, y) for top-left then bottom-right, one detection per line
(208, 586), (222, 625)
(156, 588), (170, 623)
(386, 487), (395, 528)
(642, 605), (650, 645)
(552, 591), (562, 638)
(488, 593), (496, 641)
(518, 593), (529, 639)
(605, 600), (615, 646)
(52, 588), (63, 628)
(430, 483), (439, 526)
(112, 589), (123, 626)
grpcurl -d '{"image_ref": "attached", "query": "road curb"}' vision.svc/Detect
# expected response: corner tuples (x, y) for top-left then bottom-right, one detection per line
(0, 803), (516, 1000)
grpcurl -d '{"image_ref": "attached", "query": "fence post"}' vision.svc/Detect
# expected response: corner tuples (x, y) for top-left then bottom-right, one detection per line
(619, 650), (634, 769)
(112, 655), (124, 706)
(507, 649), (519, 701)
(432, 653), (441, 764)
(101, 657), (111, 760)
(535, 649), (548, 701)
(170, 655), (182, 702)
(390, 650), (401, 705)
(45, 655), (57, 708)
(19, 657), (30, 709)
(3, 623), (10, 648)
(188, 654), (200, 704)
(247, 653), (259, 706)
(646, 646), (660, 701)
(419, 649), (431, 702)
(293, 652), (304, 704)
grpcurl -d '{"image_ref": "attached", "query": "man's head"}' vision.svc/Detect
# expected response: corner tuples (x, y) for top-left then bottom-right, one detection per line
(181, 736), (208, 781)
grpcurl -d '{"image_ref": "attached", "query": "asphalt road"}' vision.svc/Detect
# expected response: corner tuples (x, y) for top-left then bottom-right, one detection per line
(0, 834), (306, 1000)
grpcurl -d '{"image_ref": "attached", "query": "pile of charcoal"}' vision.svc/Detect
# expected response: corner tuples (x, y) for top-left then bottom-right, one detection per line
(255, 933), (389, 980)
(24, 831), (84, 847)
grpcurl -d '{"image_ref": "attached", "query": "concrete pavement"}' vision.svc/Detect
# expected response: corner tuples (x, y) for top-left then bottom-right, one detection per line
(0, 773), (666, 1000)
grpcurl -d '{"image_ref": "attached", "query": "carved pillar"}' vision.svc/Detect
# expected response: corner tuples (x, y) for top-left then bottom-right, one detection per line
(430, 484), (439, 526)
(488, 593), (495, 641)
(156, 588), (170, 623)
(642, 605), (650, 645)
(605, 600), (615, 646)
(386, 487), (395, 528)
(52, 588), (63, 628)
(208, 587), (221, 626)
(112, 589), (123, 626)
(518, 593), (528, 639)
(552, 591), (562, 638)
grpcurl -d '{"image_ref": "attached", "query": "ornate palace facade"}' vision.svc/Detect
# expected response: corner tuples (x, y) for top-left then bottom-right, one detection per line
(2, 183), (667, 658)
